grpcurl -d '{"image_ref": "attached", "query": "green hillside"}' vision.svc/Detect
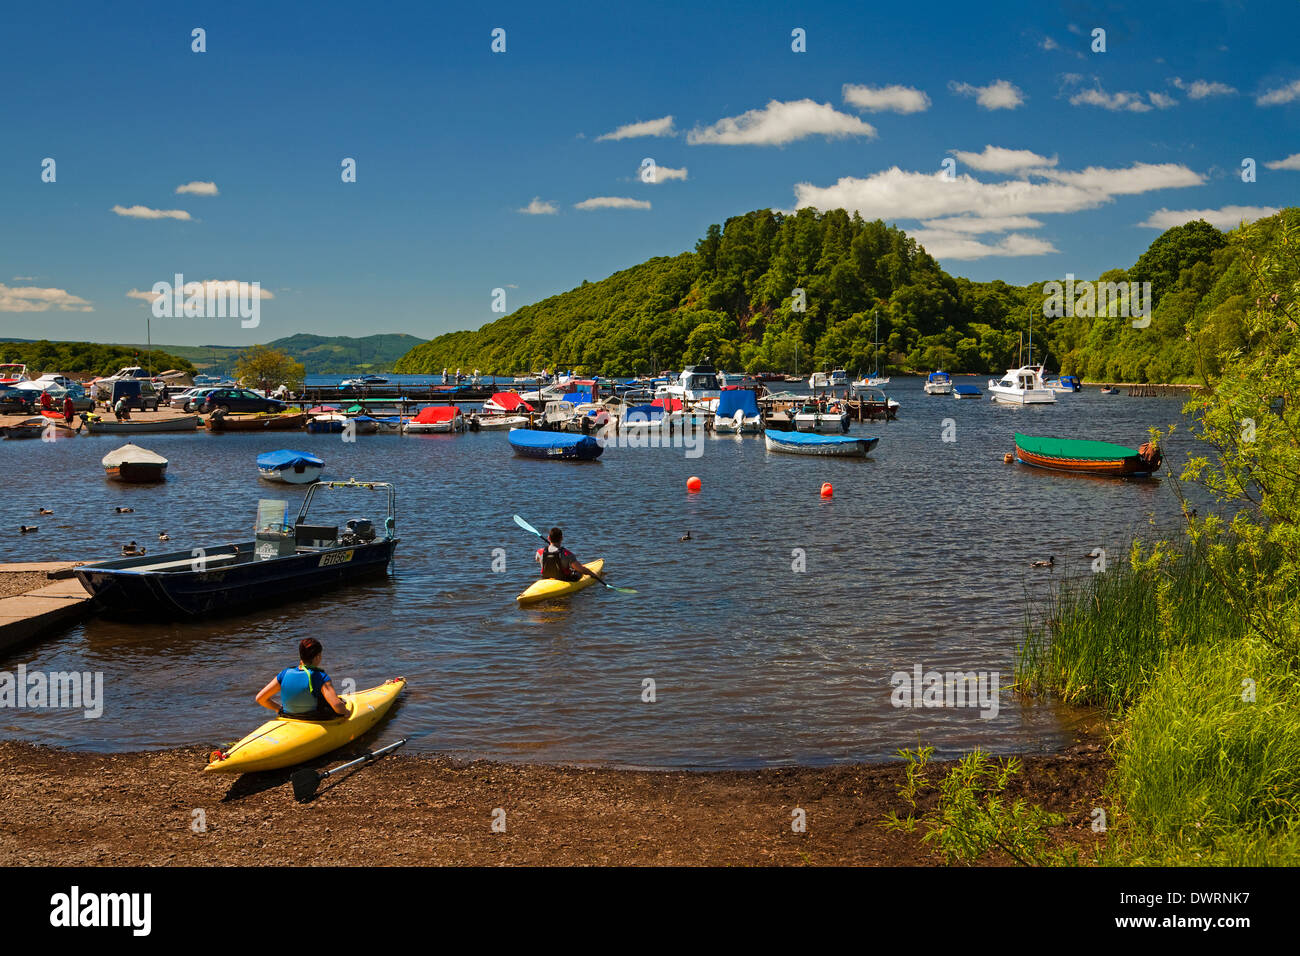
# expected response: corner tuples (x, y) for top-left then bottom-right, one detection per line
(0, 332), (427, 376)
(394, 207), (1286, 383)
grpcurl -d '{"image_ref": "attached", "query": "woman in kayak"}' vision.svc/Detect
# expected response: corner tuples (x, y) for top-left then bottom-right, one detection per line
(536, 527), (595, 583)
(255, 638), (351, 721)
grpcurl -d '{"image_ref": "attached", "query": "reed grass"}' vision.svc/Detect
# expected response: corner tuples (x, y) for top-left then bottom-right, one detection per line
(1016, 537), (1254, 713)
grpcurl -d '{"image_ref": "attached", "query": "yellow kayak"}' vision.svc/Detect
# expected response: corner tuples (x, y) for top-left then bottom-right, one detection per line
(516, 559), (605, 605)
(204, 677), (406, 774)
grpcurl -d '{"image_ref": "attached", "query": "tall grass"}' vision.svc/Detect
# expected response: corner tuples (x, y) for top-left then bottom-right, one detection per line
(1103, 638), (1300, 865)
(1016, 537), (1254, 713)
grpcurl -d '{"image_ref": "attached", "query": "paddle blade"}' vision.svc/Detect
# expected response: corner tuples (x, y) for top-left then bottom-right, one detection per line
(512, 514), (543, 539)
(291, 768), (321, 802)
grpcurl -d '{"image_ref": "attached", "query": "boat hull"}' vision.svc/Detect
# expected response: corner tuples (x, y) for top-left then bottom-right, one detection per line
(84, 415), (200, 434)
(105, 463), (167, 483)
(517, 560), (605, 605)
(203, 678), (406, 774)
(75, 539), (398, 618)
(989, 388), (1056, 405)
(1013, 434), (1160, 477)
(765, 433), (878, 457)
(508, 429), (604, 461)
(206, 413), (307, 432)
(258, 465), (323, 484)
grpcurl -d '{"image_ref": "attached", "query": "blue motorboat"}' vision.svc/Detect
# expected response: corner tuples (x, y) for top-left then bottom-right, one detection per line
(764, 430), (879, 457)
(257, 449), (324, 484)
(507, 428), (603, 461)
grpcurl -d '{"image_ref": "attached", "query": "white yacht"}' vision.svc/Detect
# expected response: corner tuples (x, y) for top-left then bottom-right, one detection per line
(828, 368), (849, 388)
(655, 364), (722, 413)
(808, 371), (831, 390)
(923, 371), (954, 395)
(988, 365), (1057, 405)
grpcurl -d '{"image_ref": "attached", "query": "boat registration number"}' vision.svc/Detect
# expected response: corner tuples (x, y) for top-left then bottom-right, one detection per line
(318, 550), (355, 567)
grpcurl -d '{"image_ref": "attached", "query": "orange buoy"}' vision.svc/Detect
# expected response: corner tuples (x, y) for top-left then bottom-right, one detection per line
(687, 476), (702, 493)
(820, 482), (833, 498)
(1003, 452), (1014, 464)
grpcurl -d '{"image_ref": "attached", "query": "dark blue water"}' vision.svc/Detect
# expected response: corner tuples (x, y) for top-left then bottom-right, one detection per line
(0, 378), (1196, 768)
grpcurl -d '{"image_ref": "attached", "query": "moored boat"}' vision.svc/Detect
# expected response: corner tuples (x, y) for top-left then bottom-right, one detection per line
(205, 412), (308, 432)
(482, 391), (534, 415)
(2, 416), (57, 439)
(102, 443), (168, 482)
(765, 431), (878, 457)
(74, 479), (400, 617)
(988, 366), (1056, 405)
(507, 428), (603, 461)
(204, 678), (406, 774)
(473, 414), (529, 430)
(257, 449), (324, 484)
(402, 405), (465, 433)
(84, 414), (201, 434)
(1013, 433), (1162, 477)
(793, 401), (850, 433)
(953, 384), (982, 399)
(712, 388), (762, 433)
(923, 371), (954, 395)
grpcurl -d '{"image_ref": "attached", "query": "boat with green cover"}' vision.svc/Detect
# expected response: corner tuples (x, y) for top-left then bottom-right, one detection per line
(1013, 433), (1162, 477)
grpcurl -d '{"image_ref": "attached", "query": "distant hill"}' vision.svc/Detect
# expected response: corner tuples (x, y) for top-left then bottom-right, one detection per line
(1, 332), (426, 376)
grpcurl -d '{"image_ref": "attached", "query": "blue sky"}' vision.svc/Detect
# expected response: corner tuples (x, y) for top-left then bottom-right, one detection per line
(1, 0), (1297, 348)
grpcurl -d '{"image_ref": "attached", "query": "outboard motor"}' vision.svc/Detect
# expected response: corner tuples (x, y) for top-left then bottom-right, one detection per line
(342, 518), (376, 544)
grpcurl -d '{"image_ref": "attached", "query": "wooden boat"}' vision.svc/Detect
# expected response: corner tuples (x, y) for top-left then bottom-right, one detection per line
(84, 414), (200, 434)
(75, 479), (399, 617)
(765, 431), (878, 457)
(2, 416), (57, 439)
(205, 412), (307, 432)
(508, 428), (603, 461)
(1013, 433), (1162, 477)
(102, 443), (168, 482)
(257, 449), (324, 484)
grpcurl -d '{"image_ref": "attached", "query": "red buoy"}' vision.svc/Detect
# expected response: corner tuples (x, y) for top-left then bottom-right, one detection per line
(687, 476), (702, 493)
(820, 482), (833, 498)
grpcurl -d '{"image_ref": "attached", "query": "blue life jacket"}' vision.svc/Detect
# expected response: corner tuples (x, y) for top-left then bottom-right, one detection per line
(277, 664), (329, 715)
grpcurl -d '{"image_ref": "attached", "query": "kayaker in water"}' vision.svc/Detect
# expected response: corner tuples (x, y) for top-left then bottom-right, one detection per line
(535, 527), (595, 583)
(255, 638), (351, 721)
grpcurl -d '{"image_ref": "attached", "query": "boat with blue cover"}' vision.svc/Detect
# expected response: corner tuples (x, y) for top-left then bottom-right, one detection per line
(953, 384), (982, 399)
(508, 428), (603, 461)
(924, 371), (953, 395)
(257, 449), (324, 484)
(712, 388), (762, 433)
(764, 430), (878, 457)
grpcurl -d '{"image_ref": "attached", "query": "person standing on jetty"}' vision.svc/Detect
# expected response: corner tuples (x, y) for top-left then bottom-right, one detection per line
(255, 638), (352, 721)
(62, 393), (74, 424)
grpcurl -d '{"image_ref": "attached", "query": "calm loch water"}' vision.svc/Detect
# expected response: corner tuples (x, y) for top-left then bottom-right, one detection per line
(0, 379), (1196, 768)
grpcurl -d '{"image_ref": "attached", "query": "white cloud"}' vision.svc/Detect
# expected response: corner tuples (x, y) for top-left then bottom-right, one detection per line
(595, 116), (676, 141)
(127, 281), (274, 303)
(643, 165), (687, 183)
(574, 196), (652, 210)
(112, 204), (192, 220)
(1258, 79), (1300, 106)
(949, 79), (1025, 110)
(176, 181), (219, 196)
(1148, 91), (1178, 109)
(1040, 37), (1060, 51)
(950, 145), (1057, 173)
(919, 215), (1045, 233)
(517, 197), (559, 215)
(1265, 153), (1300, 171)
(687, 99), (876, 145)
(1169, 77), (1237, 99)
(793, 162), (1202, 222)
(842, 83), (931, 114)
(1138, 206), (1279, 230)
(909, 230), (1058, 260)
(0, 283), (93, 312)
(1069, 87), (1153, 111)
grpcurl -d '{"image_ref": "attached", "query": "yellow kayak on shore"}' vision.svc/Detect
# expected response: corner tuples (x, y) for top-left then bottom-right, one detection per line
(516, 559), (605, 605)
(204, 677), (406, 774)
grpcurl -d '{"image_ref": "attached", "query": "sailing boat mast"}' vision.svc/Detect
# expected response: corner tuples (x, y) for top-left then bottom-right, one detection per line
(1027, 307), (1034, 366)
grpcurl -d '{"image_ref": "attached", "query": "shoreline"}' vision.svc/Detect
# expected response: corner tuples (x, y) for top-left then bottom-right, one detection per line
(0, 739), (1108, 866)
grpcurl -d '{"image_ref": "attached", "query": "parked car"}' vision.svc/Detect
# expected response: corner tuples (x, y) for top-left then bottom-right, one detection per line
(200, 387), (287, 415)
(0, 385), (35, 414)
(176, 386), (221, 410)
(109, 379), (161, 412)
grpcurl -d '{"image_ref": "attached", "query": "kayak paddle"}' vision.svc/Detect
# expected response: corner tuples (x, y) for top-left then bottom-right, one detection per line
(291, 737), (408, 802)
(512, 514), (637, 594)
